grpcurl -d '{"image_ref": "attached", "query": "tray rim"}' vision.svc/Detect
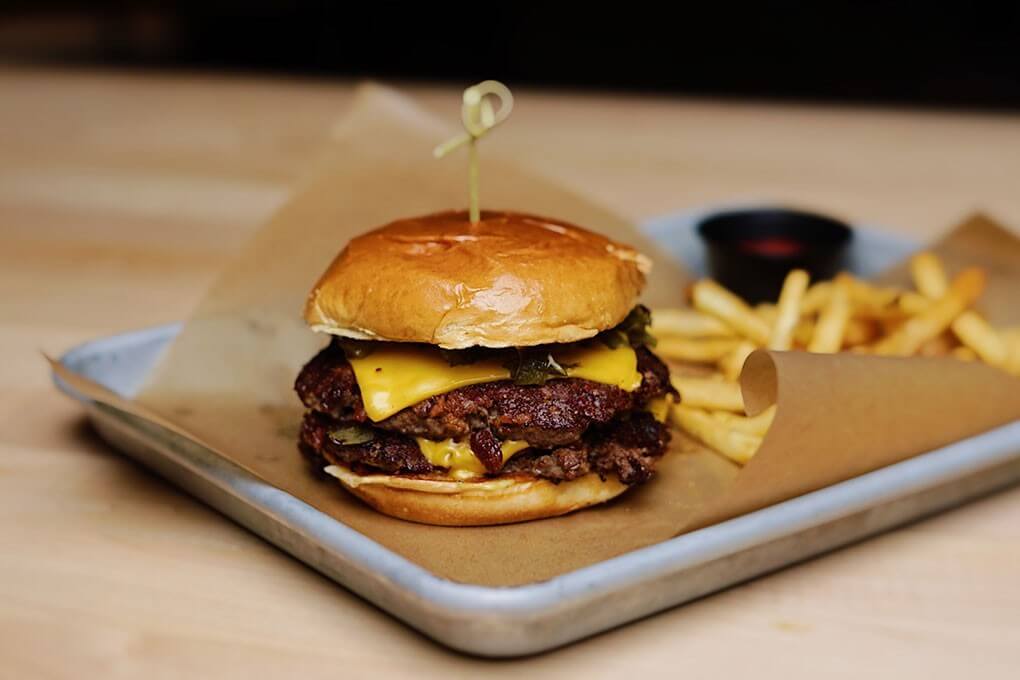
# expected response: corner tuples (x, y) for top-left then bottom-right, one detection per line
(50, 212), (1020, 655)
(54, 321), (1020, 611)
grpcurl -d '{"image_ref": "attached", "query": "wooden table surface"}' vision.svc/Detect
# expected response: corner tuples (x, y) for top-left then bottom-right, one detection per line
(3, 67), (1020, 678)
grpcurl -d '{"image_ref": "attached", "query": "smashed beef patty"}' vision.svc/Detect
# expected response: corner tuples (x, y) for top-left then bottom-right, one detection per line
(295, 341), (675, 448)
(299, 410), (670, 486)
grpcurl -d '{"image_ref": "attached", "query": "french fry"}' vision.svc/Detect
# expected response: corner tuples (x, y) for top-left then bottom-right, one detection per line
(906, 251), (1001, 363)
(671, 376), (745, 412)
(952, 346), (978, 362)
(692, 280), (772, 345)
(671, 405), (762, 464)
(793, 317), (816, 347)
(711, 404), (777, 437)
(808, 274), (851, 353)
(800, 281), (833, 315)
(875, 313), (908, 340)
(656, 337), (741, 363)
(843, 275), (900, 309)
(951, 311), (1009, 367)
(718, 340), (757, 381)
(910, 251), (949, 298)
(768, 269), (810, 350)
(918, 332), (957, 357)
(853, 303), (911, 324)
(843, 317), (881, 347)
(897, 290), (932, 315)
(872, 267), (987, 356)
(650, 308), (737, 338)
(755, 302), (778, 327)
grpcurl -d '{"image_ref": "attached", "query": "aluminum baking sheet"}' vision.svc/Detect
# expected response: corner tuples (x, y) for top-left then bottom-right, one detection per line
(53, 213), (1020, 656)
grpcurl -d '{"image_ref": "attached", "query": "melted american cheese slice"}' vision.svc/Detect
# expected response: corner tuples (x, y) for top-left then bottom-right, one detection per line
(348, 343), (642, 421)
(645, 395), (673, 423)
(416, 437), (530, 477)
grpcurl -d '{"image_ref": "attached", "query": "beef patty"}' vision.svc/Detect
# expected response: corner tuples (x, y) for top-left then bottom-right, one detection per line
(295, 341), (675, 448)
(300, 410), (669, 486)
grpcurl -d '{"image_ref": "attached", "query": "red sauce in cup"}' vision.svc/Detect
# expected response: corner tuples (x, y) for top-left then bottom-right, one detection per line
(697, 208), (853, 303)
(738, 237), (806, 257)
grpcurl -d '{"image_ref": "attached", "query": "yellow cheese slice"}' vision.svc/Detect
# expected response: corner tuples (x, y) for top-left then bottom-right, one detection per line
(559, 343), (643, 391)
(348, 343), (642, 421)
(416, 437), (530, 477)
(349, 346), (507, 422)
(645, 395), (673, 423)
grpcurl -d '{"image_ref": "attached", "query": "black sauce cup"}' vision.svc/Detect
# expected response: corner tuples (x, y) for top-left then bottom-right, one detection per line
(697, 208), (853, 303)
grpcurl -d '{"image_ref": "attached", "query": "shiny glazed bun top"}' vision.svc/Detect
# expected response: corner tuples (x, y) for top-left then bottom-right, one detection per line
(304, 210), (652, 349)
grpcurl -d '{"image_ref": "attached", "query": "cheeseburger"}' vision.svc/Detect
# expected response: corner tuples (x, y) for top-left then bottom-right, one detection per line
(294, 210), (676, 526)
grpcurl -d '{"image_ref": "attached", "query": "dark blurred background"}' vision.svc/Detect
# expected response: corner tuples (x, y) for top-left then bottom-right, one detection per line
(3, 2), (1020, 110)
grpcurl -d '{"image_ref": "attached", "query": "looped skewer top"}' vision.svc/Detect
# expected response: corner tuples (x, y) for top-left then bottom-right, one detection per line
(433, 80), (514, 224)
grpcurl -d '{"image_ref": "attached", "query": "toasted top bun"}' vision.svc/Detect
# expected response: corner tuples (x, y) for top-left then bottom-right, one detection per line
(304, 210), (651, 349)
(324, 465), (629, 526)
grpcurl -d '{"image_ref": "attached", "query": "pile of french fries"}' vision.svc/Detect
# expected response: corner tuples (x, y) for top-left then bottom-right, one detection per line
(655, 251), (1020, 465)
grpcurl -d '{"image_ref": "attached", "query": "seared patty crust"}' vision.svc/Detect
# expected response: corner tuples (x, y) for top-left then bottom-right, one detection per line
(300, 410), (670, 485)
(295, 341), (675, 448)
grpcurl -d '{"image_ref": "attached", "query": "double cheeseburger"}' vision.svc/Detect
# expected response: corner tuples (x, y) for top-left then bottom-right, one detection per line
(294, 210), (676, 526)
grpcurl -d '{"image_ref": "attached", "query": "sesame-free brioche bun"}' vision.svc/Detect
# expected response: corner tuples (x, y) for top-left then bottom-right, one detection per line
(324, 465), (629, 526)
(304, 210), (651, 349)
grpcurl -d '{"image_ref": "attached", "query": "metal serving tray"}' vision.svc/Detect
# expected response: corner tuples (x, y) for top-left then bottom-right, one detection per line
(53, 212), (1020, 657)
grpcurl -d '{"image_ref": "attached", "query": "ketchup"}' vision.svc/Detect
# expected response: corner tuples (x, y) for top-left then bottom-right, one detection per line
(738, 236), (805, 257)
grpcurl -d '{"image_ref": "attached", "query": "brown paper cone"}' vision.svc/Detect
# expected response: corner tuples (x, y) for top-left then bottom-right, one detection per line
(691, 349), (1020, 529)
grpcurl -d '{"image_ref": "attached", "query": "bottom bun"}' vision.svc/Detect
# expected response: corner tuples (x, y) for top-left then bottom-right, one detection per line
(323, 465), (629, 526)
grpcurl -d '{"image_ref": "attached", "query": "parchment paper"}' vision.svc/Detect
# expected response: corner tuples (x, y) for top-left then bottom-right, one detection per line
(62, 84), (1020, 586)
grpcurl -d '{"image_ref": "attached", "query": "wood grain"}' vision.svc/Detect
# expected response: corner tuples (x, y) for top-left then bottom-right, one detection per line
(3, 67), (1020, 678)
